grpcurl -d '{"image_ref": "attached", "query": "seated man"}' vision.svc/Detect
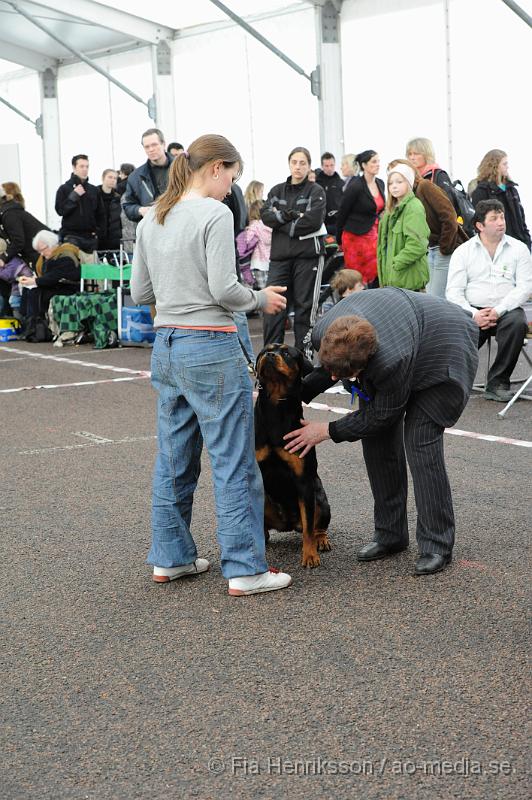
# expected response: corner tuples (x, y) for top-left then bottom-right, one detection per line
(446, 199), (532, 401)
(18, 230), (81, 319)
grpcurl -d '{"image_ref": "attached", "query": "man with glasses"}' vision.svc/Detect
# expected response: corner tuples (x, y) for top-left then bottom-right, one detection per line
(123, 128), (174, 224)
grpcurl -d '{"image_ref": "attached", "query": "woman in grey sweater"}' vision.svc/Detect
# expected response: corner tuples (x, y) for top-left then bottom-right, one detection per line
(131, 134), (291, 596)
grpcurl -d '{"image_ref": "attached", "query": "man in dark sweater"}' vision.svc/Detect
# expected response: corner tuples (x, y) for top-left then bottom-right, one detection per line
(55, 154), (104, 251)
(316, 152), (345, 237)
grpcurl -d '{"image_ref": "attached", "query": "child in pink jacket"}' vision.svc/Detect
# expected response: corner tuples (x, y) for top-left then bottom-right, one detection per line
(236, 201), (272, 289)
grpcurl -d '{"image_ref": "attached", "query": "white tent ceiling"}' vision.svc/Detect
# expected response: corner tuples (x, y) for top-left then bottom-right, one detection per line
(0, 0), (314, 72)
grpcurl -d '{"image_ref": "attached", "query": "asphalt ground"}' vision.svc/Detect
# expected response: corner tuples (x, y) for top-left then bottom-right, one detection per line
(1, 317), (530, 800)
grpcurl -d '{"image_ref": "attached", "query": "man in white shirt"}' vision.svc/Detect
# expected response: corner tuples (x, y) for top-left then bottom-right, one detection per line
(446, 199), (532, 401)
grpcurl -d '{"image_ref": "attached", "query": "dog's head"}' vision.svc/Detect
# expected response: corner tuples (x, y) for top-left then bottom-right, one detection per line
(256, 344), (314, 402)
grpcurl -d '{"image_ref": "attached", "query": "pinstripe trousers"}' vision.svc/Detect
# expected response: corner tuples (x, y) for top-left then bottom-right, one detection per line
(361, 399), (455, 557)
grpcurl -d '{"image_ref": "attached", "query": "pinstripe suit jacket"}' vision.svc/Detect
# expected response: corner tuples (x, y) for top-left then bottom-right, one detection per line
(303, 288), (479, 442)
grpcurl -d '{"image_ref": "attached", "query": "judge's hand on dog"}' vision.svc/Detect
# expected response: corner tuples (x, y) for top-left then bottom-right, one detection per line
(284, 420), (330, 458)
(261, 285), (287, 314)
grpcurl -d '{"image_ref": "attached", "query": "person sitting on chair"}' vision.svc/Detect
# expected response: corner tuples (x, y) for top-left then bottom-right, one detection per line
(446, 199), (532, 402)
(18, 231), (81, 319)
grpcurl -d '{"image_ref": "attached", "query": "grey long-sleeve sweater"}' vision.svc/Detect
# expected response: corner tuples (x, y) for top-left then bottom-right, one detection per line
(131, 197), (266, 327)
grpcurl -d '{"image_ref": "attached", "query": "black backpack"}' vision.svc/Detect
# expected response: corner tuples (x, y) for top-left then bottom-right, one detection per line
(430, 169), (475, 237)
(450, 180), (475, 237)
(23, 315), (53, 343)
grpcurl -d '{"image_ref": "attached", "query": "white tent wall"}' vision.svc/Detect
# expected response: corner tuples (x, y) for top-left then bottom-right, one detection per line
(0, 0), (530, 228)
(341, 0), (532, 214)
(0, 69), (46, 223)
(172, 5), (319, 192)
(0, 5), (319, 225)
(0, 51), (155, 228)
(56, 48), (154, 226)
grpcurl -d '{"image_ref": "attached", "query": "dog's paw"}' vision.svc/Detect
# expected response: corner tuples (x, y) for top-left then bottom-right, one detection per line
(316, 533), (332, 552)
(301, 551), (321, 568)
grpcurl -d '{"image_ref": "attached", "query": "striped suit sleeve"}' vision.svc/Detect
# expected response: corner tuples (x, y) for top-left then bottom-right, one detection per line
(329, 369), (412, 443)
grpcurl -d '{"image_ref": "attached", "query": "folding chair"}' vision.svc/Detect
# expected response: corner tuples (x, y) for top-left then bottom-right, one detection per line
(498, 334), (532, 418)
(79, 261), (132, 344)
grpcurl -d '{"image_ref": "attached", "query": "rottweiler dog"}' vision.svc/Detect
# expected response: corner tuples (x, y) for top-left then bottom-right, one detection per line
(255, 343), (331, 568)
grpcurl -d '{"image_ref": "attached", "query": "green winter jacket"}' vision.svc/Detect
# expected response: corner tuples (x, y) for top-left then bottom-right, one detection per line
(377, 193), (430, 290)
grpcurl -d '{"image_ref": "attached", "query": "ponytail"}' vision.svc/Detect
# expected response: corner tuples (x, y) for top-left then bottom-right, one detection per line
(155, 134), (243, 225)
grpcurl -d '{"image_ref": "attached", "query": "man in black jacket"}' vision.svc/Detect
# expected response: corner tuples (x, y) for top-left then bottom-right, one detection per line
(261, 147), (326, 351)
(97, 170), (122, 253)
(123, 129), (174, 224)
(284, 288), (479, 575)
(316, 152), (344, 237)
(55, 154), (104, 251)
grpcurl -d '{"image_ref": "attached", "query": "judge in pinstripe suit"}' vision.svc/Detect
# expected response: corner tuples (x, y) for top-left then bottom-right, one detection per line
(284, 287), (479, 575)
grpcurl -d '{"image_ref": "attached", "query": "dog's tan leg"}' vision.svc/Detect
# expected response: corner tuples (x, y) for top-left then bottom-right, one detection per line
(299, 499), (320, 568)
(314, 504), (331, 552)
(315, 532), (332, 552)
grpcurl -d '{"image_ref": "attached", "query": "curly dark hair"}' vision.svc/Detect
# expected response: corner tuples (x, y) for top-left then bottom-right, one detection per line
(319, 316), (378, 377)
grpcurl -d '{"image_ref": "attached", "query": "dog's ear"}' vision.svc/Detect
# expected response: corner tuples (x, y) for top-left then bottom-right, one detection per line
(298, 351), (315, 377)
(255, 348), (266, 371)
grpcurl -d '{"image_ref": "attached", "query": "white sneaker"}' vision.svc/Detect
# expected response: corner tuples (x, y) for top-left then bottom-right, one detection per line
(153, 558), (210, 583)
(228, 568), (292, 596)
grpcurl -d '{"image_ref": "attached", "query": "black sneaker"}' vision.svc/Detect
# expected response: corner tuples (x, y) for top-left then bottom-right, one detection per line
(484, 385), (513, 402)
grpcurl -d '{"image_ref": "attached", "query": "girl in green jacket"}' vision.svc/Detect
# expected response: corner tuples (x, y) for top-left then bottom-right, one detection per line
(377, 163), (429, 290)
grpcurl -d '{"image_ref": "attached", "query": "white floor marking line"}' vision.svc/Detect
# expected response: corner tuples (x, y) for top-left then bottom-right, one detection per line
(0, 376), (149, 394)
(0, 345), (150, 376)
(302, 400), (532, 449)
(0, 356), (33, 363)
(74, 431), (114, 443)
(443, 428), (532, 448)
(18, 433), (157, 456)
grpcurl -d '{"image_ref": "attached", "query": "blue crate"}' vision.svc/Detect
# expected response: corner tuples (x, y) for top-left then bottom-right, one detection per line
(121, 305), (155, 343)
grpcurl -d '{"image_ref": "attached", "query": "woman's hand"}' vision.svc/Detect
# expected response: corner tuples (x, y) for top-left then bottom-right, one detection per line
(262, 285), (287, 315)
(18, 275), (37, 287)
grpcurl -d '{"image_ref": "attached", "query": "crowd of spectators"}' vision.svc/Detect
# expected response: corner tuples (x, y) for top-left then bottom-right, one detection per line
(0, 131), (530, 402)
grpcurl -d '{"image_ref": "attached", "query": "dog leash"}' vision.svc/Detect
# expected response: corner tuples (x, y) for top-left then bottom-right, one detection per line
(238, 336), (256, 377)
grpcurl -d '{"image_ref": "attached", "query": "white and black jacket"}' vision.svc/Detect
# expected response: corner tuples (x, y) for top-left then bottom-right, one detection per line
(261, 176), (326, 261)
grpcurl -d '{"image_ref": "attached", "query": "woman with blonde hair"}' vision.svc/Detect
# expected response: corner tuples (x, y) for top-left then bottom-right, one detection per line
(377, 163), (429, 291)
(406, 137), (456, 210)
(471, 149), (530, 249)
(340, 153), (359, 190)
(131, 133), (291, 597)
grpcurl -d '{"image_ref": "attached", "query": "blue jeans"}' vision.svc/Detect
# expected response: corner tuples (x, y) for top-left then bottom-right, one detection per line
(148, 328), (268, 579)
(426, 247), (451, 298)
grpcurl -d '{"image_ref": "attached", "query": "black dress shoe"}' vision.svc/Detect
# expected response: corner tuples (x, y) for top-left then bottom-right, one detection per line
(415, 553), (452, 576)
(357, 541), (408, 562)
